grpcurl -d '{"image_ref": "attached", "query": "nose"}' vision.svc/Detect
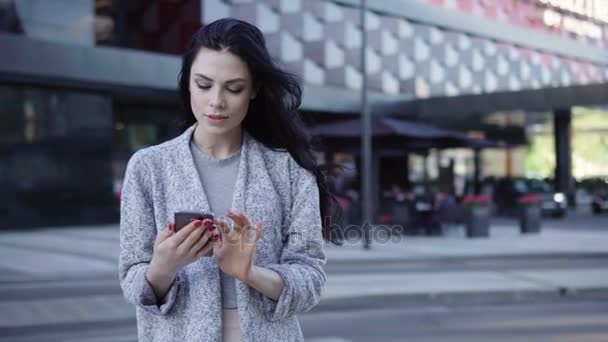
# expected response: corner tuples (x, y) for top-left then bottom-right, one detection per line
(209, 89), (226, 109)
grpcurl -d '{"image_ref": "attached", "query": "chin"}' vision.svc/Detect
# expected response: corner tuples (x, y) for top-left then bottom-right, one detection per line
(200, 124), (226, 133)
(199, 122), (239, 135)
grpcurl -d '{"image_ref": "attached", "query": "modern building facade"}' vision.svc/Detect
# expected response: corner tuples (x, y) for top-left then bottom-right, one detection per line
(1, 0), (606, 228)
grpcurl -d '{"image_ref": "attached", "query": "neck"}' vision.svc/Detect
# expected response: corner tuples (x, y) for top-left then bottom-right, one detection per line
(191, 125), (243, 159)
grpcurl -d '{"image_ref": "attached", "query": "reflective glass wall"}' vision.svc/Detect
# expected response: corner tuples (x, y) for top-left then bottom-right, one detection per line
(0, 85), (116, 228)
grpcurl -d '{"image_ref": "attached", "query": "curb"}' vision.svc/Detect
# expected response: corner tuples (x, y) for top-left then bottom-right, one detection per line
(311, 287), (608, 313)
(325, 252), (608, 265)
(0, 319), (136, 340)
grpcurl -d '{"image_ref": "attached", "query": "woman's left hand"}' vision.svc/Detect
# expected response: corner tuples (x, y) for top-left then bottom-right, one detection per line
(213, 211), (263, 282)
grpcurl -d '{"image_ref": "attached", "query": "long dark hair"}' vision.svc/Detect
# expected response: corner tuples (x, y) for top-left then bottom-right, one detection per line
(178, 18), (341, 243)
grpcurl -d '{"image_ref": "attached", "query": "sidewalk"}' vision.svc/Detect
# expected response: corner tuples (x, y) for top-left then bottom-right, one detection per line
(325, 221), (608, 262)
(318, 221), (608, 309)
(1, 221), (608, 334)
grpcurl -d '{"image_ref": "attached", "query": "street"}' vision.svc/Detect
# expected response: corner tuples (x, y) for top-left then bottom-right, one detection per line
(301, 299), (608, 342)
(2, 252), (608, 342)
(0, 211), (607, 341)
(2, 267), (608, 342)
(3, 292), (608, 342)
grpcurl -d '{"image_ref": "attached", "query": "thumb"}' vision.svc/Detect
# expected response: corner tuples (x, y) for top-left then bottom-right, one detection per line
(157, 224), (175, 242)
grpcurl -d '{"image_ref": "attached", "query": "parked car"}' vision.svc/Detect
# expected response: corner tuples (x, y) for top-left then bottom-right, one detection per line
(493, 177), (567, 218)
(579, 177), (608, 215)
(591, 190), (608, 214)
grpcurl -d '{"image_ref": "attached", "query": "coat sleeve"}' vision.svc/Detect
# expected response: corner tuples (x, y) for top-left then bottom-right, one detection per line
(261, 157), (327, 321)
(118, 150), (181, 315)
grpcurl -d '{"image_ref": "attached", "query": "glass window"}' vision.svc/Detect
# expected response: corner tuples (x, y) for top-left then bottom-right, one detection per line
(0, 0), (23, 34)
(0, 85), (114, 215)
(95, 0), (201, 55)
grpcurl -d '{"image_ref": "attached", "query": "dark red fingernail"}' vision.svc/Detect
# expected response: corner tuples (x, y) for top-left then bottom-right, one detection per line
(194, 220), (203, 228)
(202, 218), (213, 227)
(209, 225), (216, 231)
(168, 223), (174, 231)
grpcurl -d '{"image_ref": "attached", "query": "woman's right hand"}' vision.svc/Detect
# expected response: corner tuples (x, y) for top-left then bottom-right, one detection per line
(149, 219), (218, 277)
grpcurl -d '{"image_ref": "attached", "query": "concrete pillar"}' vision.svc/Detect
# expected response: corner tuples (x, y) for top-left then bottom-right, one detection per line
(379, 154), (409, 190)
(371, 151), (381, 222)
(438, 156), (454, 194)
(554, 108), (574, 208)
(356, 151), (381, 222)
(473, 148), (482, 194)
(422, 151), (430, 196)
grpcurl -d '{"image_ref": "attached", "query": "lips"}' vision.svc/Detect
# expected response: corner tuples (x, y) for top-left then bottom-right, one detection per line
(206, 114), (228, 120)
(205, 114), (228, 126)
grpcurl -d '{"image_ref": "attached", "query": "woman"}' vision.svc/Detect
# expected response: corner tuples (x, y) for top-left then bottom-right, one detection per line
(119, 18), (338, 342)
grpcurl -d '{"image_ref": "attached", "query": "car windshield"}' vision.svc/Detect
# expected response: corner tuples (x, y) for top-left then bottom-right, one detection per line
(513, 179), (528, 193)
(527, 179), (552, 193)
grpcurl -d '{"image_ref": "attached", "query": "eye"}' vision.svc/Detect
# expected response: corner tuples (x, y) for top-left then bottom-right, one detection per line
(227, 87), (244, 94)
(196, 84), (211, 90)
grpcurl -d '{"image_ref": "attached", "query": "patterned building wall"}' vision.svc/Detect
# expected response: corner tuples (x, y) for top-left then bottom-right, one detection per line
(423, 0), (608, 48)
(202, 0), (608, 99)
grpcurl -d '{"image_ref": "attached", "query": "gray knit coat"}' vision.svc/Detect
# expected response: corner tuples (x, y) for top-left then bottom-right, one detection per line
(119, 124), (326, 341)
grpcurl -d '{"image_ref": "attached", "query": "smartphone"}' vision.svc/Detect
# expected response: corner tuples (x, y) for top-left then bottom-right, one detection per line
(173, 212), (217, 257)
(174, 212), (214, 232)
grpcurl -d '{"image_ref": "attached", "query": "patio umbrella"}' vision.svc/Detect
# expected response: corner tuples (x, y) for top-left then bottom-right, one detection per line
(310, 116), (501, 152)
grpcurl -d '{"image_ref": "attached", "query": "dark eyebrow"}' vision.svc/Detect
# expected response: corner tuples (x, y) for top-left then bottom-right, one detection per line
(194, 73), (247, 84)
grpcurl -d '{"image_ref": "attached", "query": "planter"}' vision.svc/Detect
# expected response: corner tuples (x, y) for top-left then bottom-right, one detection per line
(519, 204), (542, 234)
(465, 205), (491, 238)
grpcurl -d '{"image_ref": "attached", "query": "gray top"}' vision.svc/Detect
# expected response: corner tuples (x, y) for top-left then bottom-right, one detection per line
(118, 124), (326, 342)
(189, 141), (240, 309)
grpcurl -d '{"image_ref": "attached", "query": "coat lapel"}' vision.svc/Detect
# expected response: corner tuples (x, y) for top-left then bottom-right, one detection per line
(175, 124), (211, 214)
(230, 132), (251, 216)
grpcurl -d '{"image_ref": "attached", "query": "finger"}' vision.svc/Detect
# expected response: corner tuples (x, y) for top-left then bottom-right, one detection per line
(238, 223), (250, 243)
(173, 219), (209, 245)
(237, 212), (253, 231)
(157, 224), (174, 243)
(206, 230), (221, 250)
(223, 228), (240, 244)
(226, 211), (246, 233)
(243, 221), (259, 244)
(243, 222), (261, 244)
(254, 221), (263, 242)
(212, 237), (224, 254)
(220, 226), (240, 245)
(195, 242), (215, 259)
(225, 211), (239, 233)
(190, 230), (217, 257)
(179, 223), (211, 252)
(214, 218), (231, 240)
(163, 224), (174, 237)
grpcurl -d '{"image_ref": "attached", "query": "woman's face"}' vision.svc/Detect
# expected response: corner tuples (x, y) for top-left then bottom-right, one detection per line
(189, 47), (256, 136)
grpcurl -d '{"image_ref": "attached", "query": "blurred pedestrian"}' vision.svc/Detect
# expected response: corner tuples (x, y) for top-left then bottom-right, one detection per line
(119, 18), (338, 342)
